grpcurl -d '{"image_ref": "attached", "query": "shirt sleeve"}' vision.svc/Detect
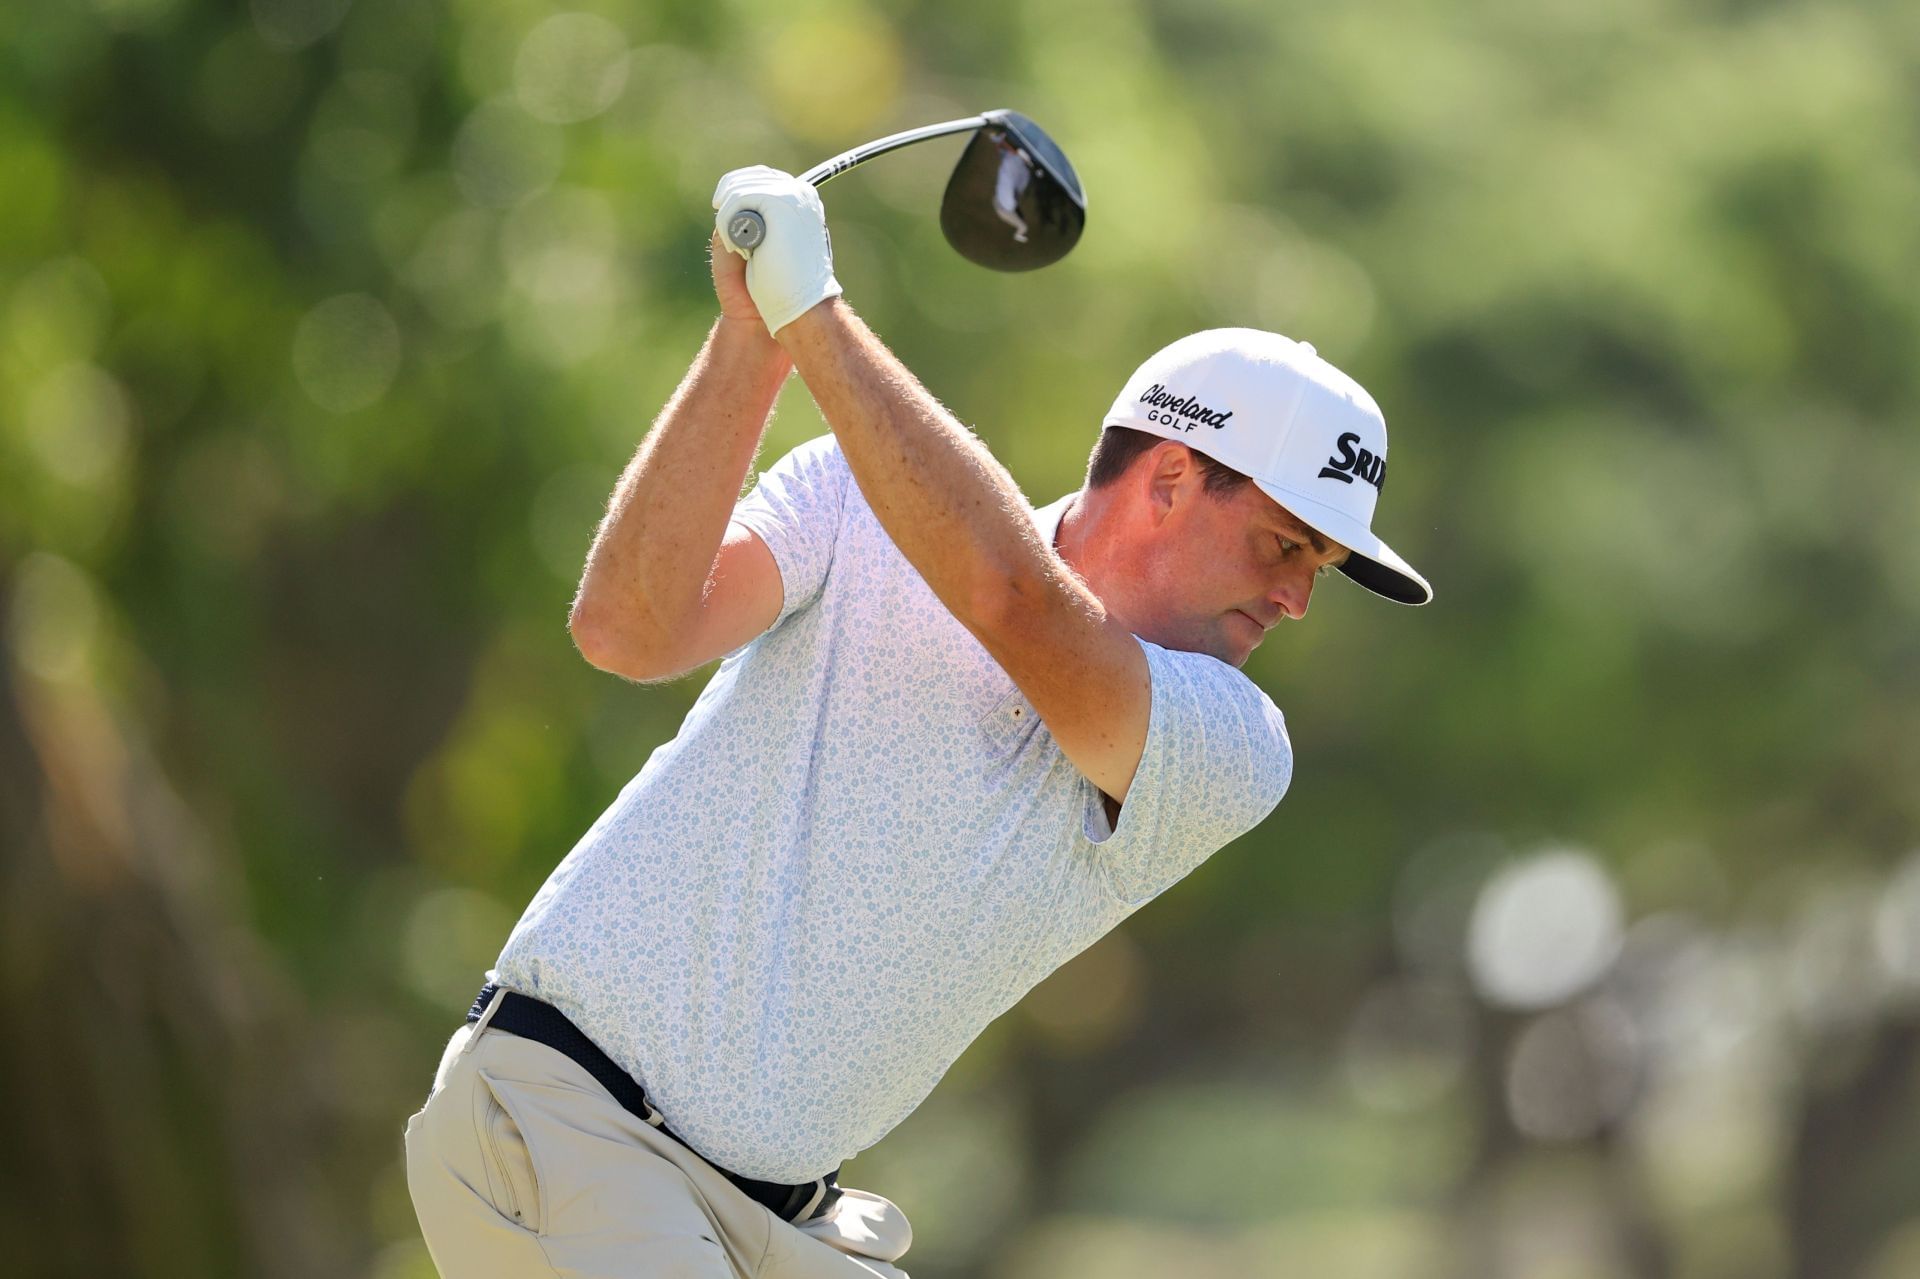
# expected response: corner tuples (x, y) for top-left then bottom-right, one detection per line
(1083, 638), (1294, 905)
(729, 434), (852, 628)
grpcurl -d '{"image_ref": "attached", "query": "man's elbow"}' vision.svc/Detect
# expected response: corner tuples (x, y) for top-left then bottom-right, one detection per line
(568, 604), (678, 682)
(568, 609), (617, 669)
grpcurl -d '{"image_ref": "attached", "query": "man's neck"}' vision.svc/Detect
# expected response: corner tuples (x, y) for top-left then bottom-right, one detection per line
(1053, 489), (1131, 627)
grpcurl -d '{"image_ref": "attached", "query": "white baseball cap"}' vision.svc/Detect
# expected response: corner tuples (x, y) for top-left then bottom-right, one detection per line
(1102, 328), (1431, 605)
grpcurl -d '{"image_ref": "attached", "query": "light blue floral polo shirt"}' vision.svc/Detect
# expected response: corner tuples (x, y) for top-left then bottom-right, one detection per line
(492, 434), (1293, 1182)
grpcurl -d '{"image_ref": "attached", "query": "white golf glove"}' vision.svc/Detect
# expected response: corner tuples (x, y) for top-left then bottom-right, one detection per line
(712, 166), (843, 337)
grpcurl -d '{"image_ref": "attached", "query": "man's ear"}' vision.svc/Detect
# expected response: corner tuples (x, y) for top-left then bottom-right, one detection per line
(1141, 441), (1198, 528)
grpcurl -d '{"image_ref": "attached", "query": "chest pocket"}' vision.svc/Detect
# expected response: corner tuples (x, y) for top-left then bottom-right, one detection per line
(979, 685), (1045, 760)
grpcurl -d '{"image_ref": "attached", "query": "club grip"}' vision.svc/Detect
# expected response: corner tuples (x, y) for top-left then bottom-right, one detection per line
(725, 209), (765, 253)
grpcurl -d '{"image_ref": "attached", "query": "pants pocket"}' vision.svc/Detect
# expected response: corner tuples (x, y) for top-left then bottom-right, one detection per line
(474, 1069), (550, 1235)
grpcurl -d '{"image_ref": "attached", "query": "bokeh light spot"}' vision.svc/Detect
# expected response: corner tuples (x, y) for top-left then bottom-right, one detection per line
(506, 254), (621, 366)
(756, 14), (902, 145)
(292, 293), (402, 412)
(514, 13), (631, 125)
(7, 255), (112, 366)
(1392, 832), (1509, 975)
(453, 98), (564, 209)
(402, 208), (502, 330)
(8, 552), (102, 684)
(25, 363), (133, 488)
(1872, 851), (1920, 988)
(402, 887), (515, 1009)
(1785, 880), (1888, 1031)
(1628, 1047), (1785, 1215)
(309, 72), (417, 185)
(501, 186), (625, 365)
(1468, 848), (1624, 1010)
(90, 0), (178, 32)
(249, 0), (351, 50)
(164, 432), (287, 564)
(195, 27), (306, 138)
(1505, 1000), (1641, 1141)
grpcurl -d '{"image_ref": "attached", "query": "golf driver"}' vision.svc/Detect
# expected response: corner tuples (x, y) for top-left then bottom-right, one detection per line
(723, 109), (1086, 272)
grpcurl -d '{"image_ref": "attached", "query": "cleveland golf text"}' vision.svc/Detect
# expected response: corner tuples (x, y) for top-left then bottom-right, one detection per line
(1140, 384), (1234, 430)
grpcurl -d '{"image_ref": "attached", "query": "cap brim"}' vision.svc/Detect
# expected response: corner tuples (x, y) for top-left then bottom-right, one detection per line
(1254, 482), (1432, 606)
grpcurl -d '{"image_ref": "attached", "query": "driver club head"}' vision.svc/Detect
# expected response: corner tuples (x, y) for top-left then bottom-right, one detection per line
(939, 109), (1086, 272)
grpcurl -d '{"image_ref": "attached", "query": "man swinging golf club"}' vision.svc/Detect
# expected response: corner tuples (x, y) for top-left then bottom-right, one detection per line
(404, 163), (1429, 1278)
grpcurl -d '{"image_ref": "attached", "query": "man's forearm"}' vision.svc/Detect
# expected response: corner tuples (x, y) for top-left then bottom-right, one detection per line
(776, 298), (1052, 627)
(571, 316), (792, 651)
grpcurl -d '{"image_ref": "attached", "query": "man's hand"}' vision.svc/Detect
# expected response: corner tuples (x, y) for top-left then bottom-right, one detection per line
(708, 231), (762, 325)
(712, 166), (843, 337)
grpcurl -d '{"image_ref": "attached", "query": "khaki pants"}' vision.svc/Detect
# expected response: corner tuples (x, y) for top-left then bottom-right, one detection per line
(404, 1017), (913, 1278)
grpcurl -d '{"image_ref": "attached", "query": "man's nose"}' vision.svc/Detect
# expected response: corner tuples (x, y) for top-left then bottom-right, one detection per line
(1270, 571), (1314, 621)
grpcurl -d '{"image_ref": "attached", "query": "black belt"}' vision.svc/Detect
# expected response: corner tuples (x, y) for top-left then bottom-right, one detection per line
(466, 984), (841, 1224)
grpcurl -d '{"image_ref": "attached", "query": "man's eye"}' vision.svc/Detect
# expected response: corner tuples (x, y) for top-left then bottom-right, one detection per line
(1277, 537), (1298, 553)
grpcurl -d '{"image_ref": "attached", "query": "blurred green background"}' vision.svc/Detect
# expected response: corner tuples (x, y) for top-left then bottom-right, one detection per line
(4, 0), (1919, 1275)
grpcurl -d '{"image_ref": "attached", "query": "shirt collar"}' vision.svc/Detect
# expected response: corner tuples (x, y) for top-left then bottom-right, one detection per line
(1032, 491), (1077, 553)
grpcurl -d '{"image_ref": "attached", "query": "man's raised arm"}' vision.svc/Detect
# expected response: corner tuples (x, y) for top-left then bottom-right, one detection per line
(715, 163), (1151, 802)
(772, 295), (1152, 807)
(567, 243), (792, 675)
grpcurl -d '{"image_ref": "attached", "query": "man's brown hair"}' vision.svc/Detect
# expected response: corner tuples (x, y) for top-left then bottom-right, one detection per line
(1084, 426), (1255, 499)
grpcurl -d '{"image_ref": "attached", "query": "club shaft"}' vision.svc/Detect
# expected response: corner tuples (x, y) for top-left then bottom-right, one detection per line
(799, 115), (989, 186)
(725, 115), (992, 251)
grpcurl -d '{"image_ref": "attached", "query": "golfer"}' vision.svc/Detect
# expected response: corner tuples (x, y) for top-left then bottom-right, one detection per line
(405, 166), (1429, 1278)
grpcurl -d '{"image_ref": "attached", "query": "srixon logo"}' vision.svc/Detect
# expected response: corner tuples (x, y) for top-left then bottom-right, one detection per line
(1318, 431), (1386, 491)
(1139, 384), (1234, 432)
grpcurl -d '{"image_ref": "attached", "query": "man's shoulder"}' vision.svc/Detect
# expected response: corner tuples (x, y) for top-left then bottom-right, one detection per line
(1132, 636), (1292, 768)
(1135, 634), (1279, 706)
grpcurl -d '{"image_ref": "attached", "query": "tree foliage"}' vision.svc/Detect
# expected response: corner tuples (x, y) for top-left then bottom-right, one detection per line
(3, 1), (1917, 1276)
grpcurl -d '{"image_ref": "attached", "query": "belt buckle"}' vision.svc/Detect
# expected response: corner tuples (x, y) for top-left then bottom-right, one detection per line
(793, 1179), (842, 1224)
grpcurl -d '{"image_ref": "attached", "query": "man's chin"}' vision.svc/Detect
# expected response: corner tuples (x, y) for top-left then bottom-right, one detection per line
(1227, 612), (1265, 663)
(1213, 630), (1255, 668)
(1148, 617), (1253, 665)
